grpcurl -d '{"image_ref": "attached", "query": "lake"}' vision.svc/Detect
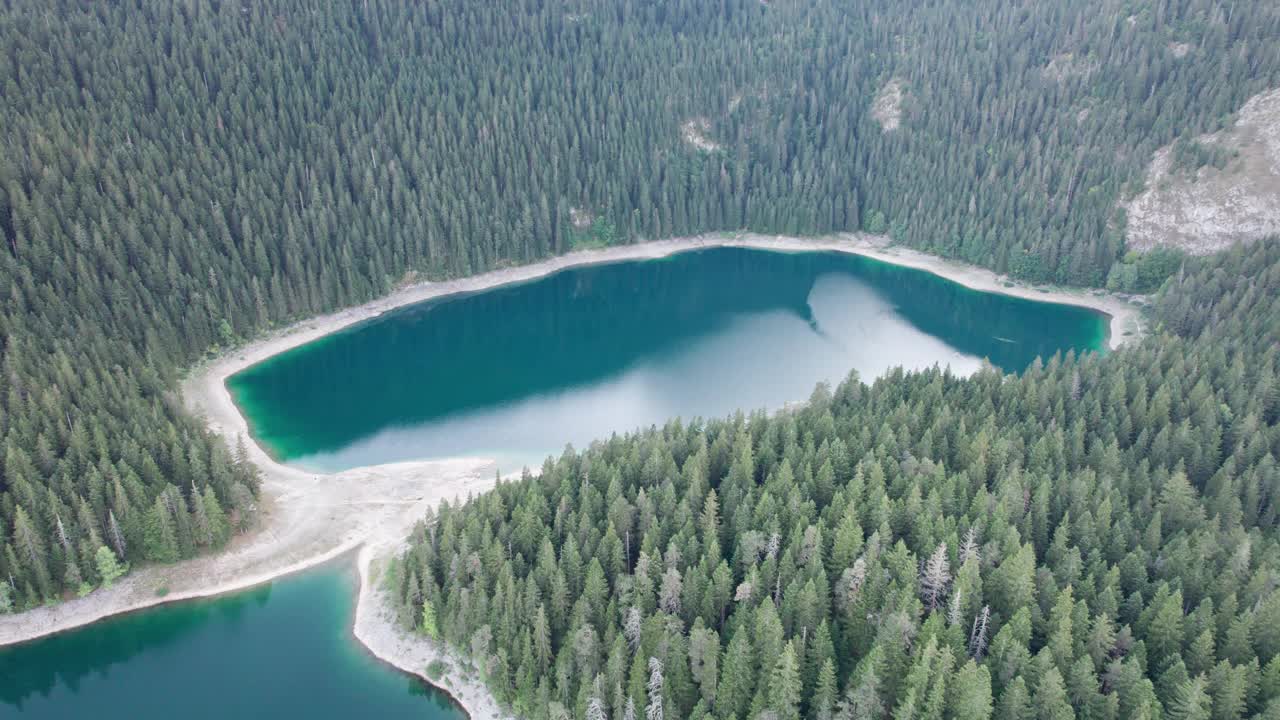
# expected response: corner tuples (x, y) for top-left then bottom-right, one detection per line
(0, 246), (1109, 719)
(0, 561), (463, 719)
(228, 247), (1108, 472)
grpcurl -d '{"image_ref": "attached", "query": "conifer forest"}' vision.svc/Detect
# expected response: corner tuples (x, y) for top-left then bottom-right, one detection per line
(2, 1), (1280, 718)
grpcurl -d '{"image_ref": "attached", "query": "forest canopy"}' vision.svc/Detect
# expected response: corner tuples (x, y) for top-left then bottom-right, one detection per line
(392, 240), (1280, 720)
(2, 0), (1279, 603)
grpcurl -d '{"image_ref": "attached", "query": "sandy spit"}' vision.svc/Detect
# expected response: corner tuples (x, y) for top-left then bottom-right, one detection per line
(0, 232), (1143, 719)
(354, 544), (516, 720)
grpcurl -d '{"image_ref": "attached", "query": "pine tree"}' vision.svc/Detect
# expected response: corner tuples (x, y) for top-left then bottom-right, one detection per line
(1167, 676), (1211, 720)
(142, 496), (179, 563)
(813, 658), (839, 720)
(997, 677), (1034, 720)
(689, 626), (720, 706)
(534, 605), (553, 669)
(202, 487), (230, 548)
(421, 598), (440, 640)
(920, 543), (951, 613)
(717, 629), (754, 720)
(647, 657), (665, 720)
(835, 658), (884, 720)
(588, 696), (610, 720)
(1207, 662), (1248, 720)
(1160, 471), (1205, 536)
(769, 643), (802, 720)
(968, 607), (991, 660)
(95, 546), (127, 588)
(992, 544), (1036, 621)
(12, 505), (53, 598)
(948, 661), (993, 720)
(107, 509), (127, 559)
(1086, 614), (1116, 670)
(1147, 592), (1187, 676)
(1047, 586), (1077, 671)
(1034, 668), (1075, 720)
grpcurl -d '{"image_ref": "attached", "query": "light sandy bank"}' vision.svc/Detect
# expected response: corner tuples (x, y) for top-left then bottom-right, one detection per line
(739, 233), (1143, 349)
(0, 232), (1143, 719)
(192, 233), (1141, 401)
(355, 544), (516, 720)
(0, 454), (497, 647)
(0, 452), (503, 715)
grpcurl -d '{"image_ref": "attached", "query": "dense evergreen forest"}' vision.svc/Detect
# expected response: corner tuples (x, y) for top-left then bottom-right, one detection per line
(392, 240), (1280, 719)
(1, 0), (1279, 603)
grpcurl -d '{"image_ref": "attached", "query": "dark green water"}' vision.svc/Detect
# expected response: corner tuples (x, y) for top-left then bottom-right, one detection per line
(230, 247), (1108, 471)
(0, 563), (463, 720)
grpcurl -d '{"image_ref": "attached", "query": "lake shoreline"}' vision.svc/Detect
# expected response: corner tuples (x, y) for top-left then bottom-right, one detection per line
(352, 543), (516, 720)
(0, 232), (1142, 719)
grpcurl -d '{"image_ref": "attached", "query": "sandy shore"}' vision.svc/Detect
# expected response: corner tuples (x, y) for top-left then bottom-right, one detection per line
(0, 453), (498, 644)
(354, 544), (515, 720)
(0, 232), (1143, 719)
(189, 234), (1142, 402)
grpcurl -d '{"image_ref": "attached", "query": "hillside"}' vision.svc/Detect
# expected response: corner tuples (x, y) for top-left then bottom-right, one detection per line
(2, 0), (1280, 605)
(392, 239), (1280, 720)
(1126, 88), (1280, 255)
